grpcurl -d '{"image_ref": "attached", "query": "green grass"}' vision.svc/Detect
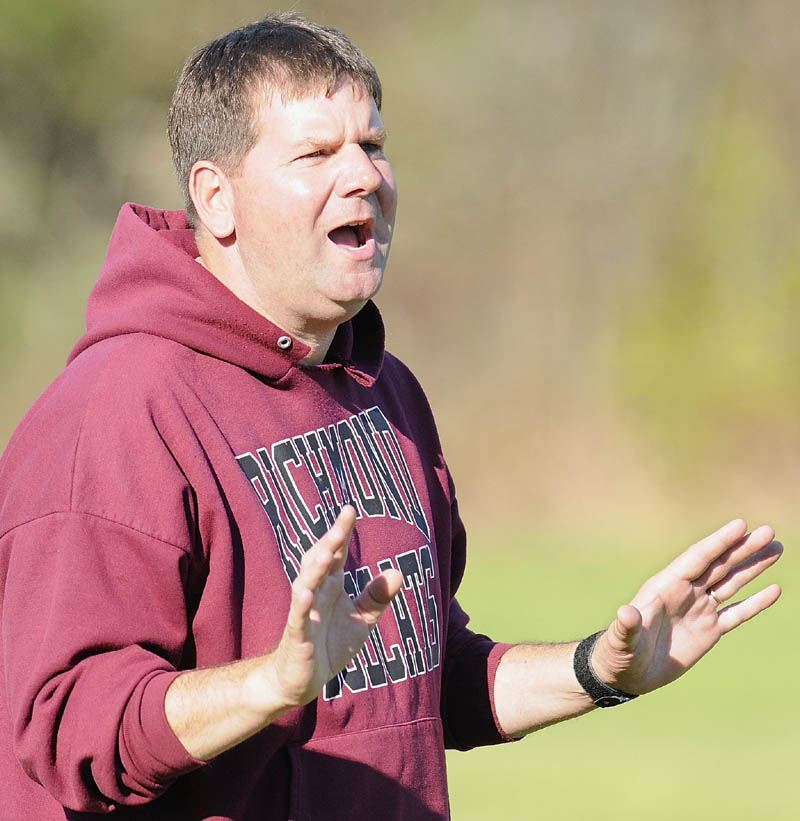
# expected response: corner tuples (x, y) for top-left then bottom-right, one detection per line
(446, 523), (797, 820)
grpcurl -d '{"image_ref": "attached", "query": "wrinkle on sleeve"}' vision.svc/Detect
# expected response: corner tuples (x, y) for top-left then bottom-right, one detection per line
(2, 513), (203, 812)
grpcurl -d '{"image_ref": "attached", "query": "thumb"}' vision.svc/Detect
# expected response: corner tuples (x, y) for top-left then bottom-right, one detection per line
(354, 569), (403, 626)
(591, 604), (643, 686)
(608, 603), (643, 652)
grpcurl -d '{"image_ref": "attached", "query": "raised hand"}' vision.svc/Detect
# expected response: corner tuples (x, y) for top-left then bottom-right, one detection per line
(166, 505), (402, 761)
(268, 505), (403, 709)
(591, 519), (783, 695)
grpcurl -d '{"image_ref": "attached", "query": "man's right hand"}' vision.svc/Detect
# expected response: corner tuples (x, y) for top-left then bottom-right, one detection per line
(257, 504), (403, 711)
(165, 505), (402, 760)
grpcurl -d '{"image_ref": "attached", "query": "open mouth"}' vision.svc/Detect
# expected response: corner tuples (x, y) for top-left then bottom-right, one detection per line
(328, 220), (373, 249)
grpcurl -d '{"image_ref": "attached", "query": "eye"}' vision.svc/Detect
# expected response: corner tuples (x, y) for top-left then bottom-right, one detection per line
(294, 147), (332, 163)
(360, 142), (385, 156)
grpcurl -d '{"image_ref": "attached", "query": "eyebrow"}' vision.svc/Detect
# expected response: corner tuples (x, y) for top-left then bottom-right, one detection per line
(363, 127), (389, 143)
(294, 127), (388, 149)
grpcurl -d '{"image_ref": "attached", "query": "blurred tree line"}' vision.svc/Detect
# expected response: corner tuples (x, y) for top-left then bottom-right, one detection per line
(3, 0), (800, 529)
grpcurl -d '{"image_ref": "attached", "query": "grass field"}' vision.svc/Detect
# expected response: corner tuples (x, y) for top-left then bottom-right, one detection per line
(445, 521), (797, 820)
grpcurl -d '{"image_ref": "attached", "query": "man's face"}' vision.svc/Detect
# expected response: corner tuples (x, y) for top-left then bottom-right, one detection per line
(225, 78), (397, 337)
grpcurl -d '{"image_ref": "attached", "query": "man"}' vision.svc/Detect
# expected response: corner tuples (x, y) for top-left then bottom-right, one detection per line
(0, 13), (782, 820)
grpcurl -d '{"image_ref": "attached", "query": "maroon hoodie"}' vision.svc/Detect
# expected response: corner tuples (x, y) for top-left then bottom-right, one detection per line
(0, 204), (511, 820)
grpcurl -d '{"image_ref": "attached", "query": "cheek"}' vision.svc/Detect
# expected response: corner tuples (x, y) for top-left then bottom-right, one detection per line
(277, 172), (332, 218)
(234, 193), (311, 249)
(235, 173), (324, 225)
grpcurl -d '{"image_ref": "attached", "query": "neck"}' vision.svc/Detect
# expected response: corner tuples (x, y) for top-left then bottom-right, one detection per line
(295, 327), (337, 365)
(193, 245), (340, 366)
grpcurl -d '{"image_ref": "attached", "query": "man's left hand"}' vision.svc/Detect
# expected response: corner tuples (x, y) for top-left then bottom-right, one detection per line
(590, 519), (782, 695)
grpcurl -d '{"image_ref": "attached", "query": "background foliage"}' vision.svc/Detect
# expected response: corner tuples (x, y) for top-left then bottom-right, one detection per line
(2, 1), (796, 817)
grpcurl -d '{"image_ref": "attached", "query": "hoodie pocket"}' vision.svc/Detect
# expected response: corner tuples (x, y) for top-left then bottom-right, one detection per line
(288, 716), (449, 820)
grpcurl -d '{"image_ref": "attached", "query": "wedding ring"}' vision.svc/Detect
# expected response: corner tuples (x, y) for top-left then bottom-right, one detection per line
(708, 587), (723, 607)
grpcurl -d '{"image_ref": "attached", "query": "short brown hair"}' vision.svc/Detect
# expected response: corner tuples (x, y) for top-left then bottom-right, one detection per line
(167, 13), (382, 225)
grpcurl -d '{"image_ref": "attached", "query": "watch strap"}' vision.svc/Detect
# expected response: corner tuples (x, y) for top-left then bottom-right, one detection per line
(573, 630), (639, 708)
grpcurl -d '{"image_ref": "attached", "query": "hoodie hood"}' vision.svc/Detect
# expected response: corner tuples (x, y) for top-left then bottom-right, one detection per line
(68, 203), (385, 386)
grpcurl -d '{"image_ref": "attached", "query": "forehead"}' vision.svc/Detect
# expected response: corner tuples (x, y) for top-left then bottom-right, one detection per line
(251, 78), (383, 142)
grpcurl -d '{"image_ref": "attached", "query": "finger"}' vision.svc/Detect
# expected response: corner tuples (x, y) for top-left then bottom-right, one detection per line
(705, 540), (783, 603)
(285, 584), (315, 640)
(667, 519), (749, 580)
(717, 583), (782, 634)
(697, 526), (778, 589)
(295, 505), (356, 589)
(288, 536), (349, 639)
(326, 505), (357, 573)
(353, 569), (403, 626)
(296, 541), (336, 594)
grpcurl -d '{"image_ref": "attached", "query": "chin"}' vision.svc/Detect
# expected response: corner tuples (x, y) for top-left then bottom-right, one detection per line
(331, 296), (372, 323)
(336, 271), (384, 305)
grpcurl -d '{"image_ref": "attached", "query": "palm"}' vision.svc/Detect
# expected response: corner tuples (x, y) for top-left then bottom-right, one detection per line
(295, 563), (374, 692)
(272, 506), (402, 707)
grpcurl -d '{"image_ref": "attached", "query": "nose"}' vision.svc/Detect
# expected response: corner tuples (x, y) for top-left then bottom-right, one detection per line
(336, 144), (384, 198)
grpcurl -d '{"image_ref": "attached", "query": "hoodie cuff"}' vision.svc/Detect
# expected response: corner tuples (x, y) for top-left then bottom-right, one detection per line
(121, 670), (205, 789)
(486, 642), (518, 743)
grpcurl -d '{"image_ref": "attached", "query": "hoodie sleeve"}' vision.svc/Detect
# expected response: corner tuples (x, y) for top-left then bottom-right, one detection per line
(438, 484), (515, 751)
(0, 344), (210, 812)
(2, 512), (203, 812)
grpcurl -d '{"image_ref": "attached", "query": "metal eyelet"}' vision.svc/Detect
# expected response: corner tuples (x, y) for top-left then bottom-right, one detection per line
(277, 335), (293, 351)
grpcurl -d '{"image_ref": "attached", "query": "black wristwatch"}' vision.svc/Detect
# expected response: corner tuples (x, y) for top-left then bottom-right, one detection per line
(573, 630), (639, 708)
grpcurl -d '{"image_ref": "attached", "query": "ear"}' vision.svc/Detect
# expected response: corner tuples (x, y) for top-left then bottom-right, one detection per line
(189, 160), (235, 239)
